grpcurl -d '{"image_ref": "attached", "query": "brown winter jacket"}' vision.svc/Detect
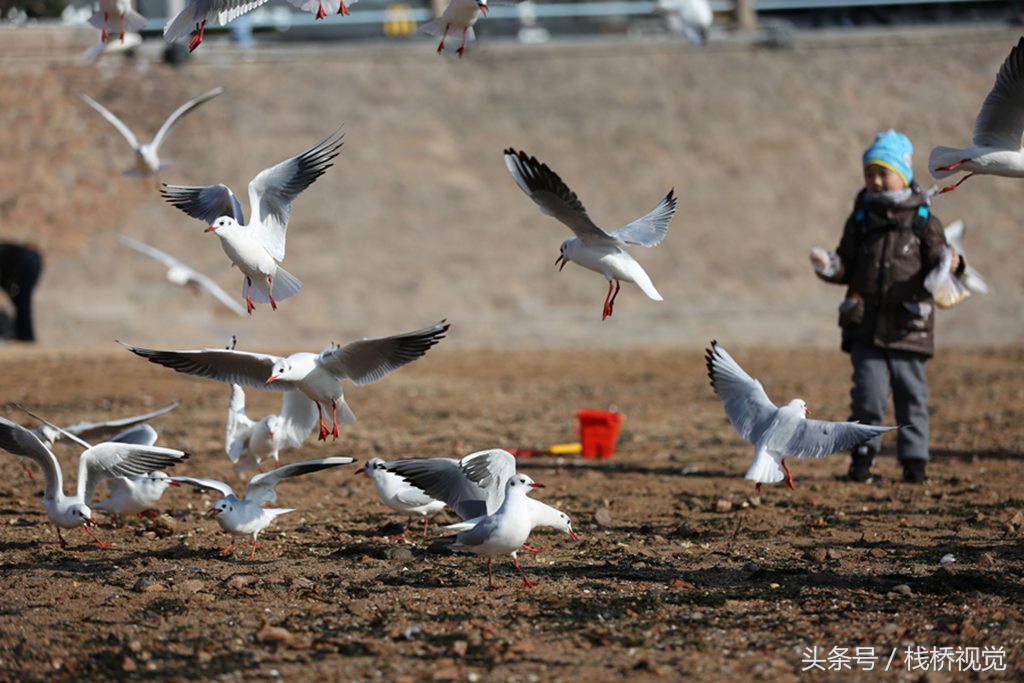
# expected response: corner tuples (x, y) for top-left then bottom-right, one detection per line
(817, 187), (947, 357)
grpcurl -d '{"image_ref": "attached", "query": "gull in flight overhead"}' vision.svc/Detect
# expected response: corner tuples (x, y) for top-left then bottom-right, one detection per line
(504, 148), (676, 320)
(356, 458), (446, 539)
(121, 319), (450, 441)
(706, 341), (898, 490)
(165, 0), (269, 53)
(89, 0), (147, 43)
(420, 0), (490, 58)
(173, 457), (356, 560)
(119, 234), (247, 316)
(929, 37), (1024, 193)
(161, 129), (343, 314)
(0, 415), (188, 548)
(285, 0), (359, 20)
(81, 87), (224, 186)
(450, 473), (548, 588)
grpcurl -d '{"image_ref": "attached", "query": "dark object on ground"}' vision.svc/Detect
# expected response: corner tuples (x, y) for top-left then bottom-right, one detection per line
(902, 458), (927, 483)
(0, 242), (43, 342)
(847, 445), (875, 482)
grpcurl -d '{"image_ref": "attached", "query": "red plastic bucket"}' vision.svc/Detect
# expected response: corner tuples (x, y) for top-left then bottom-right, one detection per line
(576, 409), (622, 459)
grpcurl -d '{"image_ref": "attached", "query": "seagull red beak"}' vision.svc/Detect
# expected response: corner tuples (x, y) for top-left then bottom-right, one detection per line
(569, 529), (578, 541)
(206, 508), (221, 518)
(555, 255), (568, 271)
(86, 517), (97, 526)
(477, 2), (488, 14)
(529, 482), (545, 489)
(205, 226), (216, 233)
(168, 481), (180, 487)
(266, 375), (278, 385)
(805, 407), (812, 416)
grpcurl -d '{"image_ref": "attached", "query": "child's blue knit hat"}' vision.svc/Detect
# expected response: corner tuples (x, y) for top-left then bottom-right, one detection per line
(863, 130), (913, 186)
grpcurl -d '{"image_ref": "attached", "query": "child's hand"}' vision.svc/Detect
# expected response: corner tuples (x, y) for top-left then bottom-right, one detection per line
(810, 248), (833, 271)
(949, 248), (961, 273)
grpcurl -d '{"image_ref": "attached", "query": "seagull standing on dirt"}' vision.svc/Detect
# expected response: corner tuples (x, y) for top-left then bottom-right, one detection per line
(161, 130), (343, 314)
(121, 319), (450, 442)
(89, 0), (147, 43)
(929, 37), (1024, 193)
(357, 458), (446, 539)
(450, 474), (547, 588)
(0, 416), (189, 548)
(81, 87), (224, 186)
(226, 385), (318, 476)
(705, 341), (898, 490)
(504, 148), (676, 320)
(444, 497), (576, 555)
(420, 0), (490, 58)
(119, 235), (247, 316)
(172, 457), (356, 560)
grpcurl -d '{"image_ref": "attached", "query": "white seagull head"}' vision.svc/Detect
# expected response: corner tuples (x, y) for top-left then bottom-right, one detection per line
(205, 216), (241, 236)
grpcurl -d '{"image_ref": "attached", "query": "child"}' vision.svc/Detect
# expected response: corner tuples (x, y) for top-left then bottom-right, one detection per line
(809, 130), (962, 484)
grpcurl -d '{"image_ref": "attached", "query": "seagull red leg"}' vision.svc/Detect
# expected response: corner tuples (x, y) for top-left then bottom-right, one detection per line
(21, 462), (34, 480)
(316, 402), (330, 441)
(337, 1), (350, 15)
(457, 28), (468, 57)
(390, 518), (413, 541)
(188, 20), (206, 53)
(245, 277), (255, 314)
(315, 2), (326, 19)
(602, 280), (615, 320)
(83, 526), (109, 549)
(521, 545), (543, 554)
(939, 173), (974, 194)
(56, 527), (68, 549)
(249, 538), (258, 561)
(119, 13), (126, 42)
(935, 158), (971, 172)
(782, 458), (794, 490)
(219, 542), (235, 556)
(513, 555), (537, 588)
(267, 276), (277, 311)
(607, 280), (621, 317)
(331, 400), (340, 439)
(437, 24), (450, 54)
(101, 12), (108, 41)
(487, 559), (495, 589)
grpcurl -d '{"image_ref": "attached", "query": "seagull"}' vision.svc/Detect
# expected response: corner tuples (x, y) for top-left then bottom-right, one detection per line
(91, 425), (181, 521)
(89, 0), (147, 43)
(385, 448), (518, 520)
(929, 37), (1024, 193)
(285, 0), (359, 20)
(121, 319), (450, 442)
(654, 0), (712, 46)
(504, 148), (676, 320)
(444, 497), (576, 554)
(119, 235), (247, 317)
(944, 220), (989, 295)
(0, 416), (189, 548)
(172, 457), (356, 560)
(357, 458), (446, 539)
(419, 0), (490, 58)
(705, 341), (898, 490)
(164, 0), (270, 53)
(450, 473), (546, 588)
(161, 130), (343, 314)
(226, 384), (318, 476)
(81, 87), (224, 186)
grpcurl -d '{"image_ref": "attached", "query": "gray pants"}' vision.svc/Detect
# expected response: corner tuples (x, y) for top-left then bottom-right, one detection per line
(849, 341), (929, 461)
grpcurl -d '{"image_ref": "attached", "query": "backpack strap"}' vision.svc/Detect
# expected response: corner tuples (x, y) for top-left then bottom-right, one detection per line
(912, 205), (929, 239)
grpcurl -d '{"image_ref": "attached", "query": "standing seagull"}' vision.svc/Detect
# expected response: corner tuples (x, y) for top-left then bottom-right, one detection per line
(0, 417), (189, 548)
(504, 148), (676, 320)
(121, 319), (449, 441)
(119, 235), (247, 316)
(357, 458), (446, 539)
(706, 341), (898, 490)
(161, 129), (343, 314)
(450, 474), (546, 588)
(81, 87), (224, 186)
(172, 457), (356, 560)
(420, 0), (490, 58)
(226, 384), (318, 476)
(89, 0), (147, 43)
(929, 37), (1024, 193)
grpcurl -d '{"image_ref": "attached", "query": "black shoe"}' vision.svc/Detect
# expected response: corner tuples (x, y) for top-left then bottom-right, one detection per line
(902, 459), (927, 484)
(848, 445), (875, 483)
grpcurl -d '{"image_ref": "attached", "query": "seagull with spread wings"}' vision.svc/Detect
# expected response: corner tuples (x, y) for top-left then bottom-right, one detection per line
(81, 87), (223, 186)
(173, 457), (356, 560)
(161, 129), (343, 314)
(929, 37), (1024, 193)
(0, 416), (189, 548)
(504, 148), (676, 320)
(706, 341), (898, 490)
(121, 319), (450, 442)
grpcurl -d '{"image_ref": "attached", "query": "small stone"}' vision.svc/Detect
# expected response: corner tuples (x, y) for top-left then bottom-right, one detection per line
(713, 499), (732, 514)
(977, 552), (995, 568)
(940, 554), (956, 565)
(121, 656), (137, 672)
(386, 547), (414, 561)
(972, 512), (986, 523)
(594, 507), (612, 527)
(826, 549), (844, 560)
(868, 548), (888, 558)
(432, 668), (459, 682)
(140, 583), (166, 593)
(747, 496), (761, 508)
(801, 495), (823, 507)
(452, 640), (468, 657)
(1009, 510), (1024, 527)
(508, 640), (535, 655)
(127, 640), (143, 653)
(804, 548), (827, 563)
(177, 580), (205, 594)
(892, 584), (913, 596)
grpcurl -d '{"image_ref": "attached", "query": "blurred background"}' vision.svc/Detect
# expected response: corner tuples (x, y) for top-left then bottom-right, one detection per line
(0, 0), (1021, 349)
